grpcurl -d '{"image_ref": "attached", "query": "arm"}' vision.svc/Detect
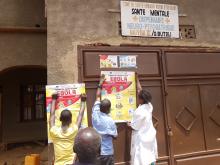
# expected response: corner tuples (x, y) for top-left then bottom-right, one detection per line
(96, 74), (106, 101)
(76, 94), (87, 128)
(50, 93), (58, 128)
(136, 73), (142, 93)
(127, 122), (134, 130)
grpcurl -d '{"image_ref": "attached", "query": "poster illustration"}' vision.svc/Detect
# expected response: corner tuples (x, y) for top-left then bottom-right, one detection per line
(100, 55), (118, 68)
(46, 84), (88, 142)
(119, 55), (137, 68)
(101, 71), (137, 122)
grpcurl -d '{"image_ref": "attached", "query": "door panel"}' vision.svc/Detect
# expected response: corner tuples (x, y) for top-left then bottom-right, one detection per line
(168, 85), (206, 155)
(175, 153), (220, 165)
(81, 51), (161, 80)
(200, 85), (220, 150)
(157, 162), (169, 165)
(165, 52), (220, 76)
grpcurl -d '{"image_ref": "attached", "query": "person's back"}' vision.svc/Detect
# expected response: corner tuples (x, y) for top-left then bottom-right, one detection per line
(50, 125), (78, 164)
(92, 75), (118, 165)
(49, 93), (87, 165)
(92, 101), (117, 156)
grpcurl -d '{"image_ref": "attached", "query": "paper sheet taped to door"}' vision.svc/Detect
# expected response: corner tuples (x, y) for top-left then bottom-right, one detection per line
(101, 71), (137, 122)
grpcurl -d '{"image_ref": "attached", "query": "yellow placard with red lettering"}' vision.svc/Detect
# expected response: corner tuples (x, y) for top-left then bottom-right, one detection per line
(46, 84), (88, 142)
(101, 71), (137, 122)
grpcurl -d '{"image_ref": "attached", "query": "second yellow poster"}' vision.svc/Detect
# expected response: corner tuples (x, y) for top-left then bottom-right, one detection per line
(101, 71), (137, 122)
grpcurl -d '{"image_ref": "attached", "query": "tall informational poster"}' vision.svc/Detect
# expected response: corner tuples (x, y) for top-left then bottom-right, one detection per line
(46, 84), (88, 142)
(101, 71), (137, 122)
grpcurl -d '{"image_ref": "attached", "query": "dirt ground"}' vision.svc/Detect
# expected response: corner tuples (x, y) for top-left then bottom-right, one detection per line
(0, 142), (48, 165)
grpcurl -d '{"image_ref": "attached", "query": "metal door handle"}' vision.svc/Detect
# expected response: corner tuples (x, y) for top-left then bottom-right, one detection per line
(168, 128), (173, 136)
(217, 138), (220, 142)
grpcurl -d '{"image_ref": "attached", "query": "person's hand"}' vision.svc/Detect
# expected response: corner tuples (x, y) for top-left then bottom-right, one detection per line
(81, 94), (87, 102)
(52, 92), (58, 100)
(99, 74), (106, 85)
(127, 122), (131, 127)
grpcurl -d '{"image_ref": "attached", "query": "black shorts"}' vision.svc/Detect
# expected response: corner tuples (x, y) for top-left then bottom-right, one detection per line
(97, 155), (114, 165)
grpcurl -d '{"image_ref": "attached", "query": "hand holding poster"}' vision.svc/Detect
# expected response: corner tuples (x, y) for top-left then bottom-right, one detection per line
(101, 71), (136, 122)
(46, 84), (88, 142)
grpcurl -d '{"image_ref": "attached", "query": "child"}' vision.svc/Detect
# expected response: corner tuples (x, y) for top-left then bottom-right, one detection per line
(49, 93), (86, 165)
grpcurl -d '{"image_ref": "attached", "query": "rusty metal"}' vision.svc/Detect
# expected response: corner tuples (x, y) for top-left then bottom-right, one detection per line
(78, 46), (220, 165)
(209, 104), (220, 127)
(175, 106), (197, 133)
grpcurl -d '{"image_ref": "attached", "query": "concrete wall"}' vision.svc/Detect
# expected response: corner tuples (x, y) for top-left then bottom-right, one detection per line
(0, 0), (47, 142)
(0, 0), (47, 72)
(47, 0), (220, 84)
(0, 0), (46, 27)
(0, 33), (46, 72)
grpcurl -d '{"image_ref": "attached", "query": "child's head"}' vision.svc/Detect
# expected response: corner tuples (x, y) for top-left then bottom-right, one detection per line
(100, 99), (111, 114)
(138, 90), (152, 105)
(60, 109), (72, 126)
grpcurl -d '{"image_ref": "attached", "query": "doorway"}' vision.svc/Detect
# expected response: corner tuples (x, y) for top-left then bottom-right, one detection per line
(78, 46), (220, 165)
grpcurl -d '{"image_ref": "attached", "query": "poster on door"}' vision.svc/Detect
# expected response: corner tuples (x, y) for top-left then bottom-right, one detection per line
(100, 55), (118, 68)
(119, 55), (137, 68)
(46, 84), (88, 142)
(101, 71), (137, 122)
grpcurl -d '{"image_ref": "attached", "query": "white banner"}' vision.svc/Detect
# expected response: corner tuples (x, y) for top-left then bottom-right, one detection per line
(121, 1), (179, 38)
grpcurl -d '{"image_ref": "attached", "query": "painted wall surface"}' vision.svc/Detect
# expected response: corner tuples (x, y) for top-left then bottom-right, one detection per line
(0, 0), (47, 142)
(0, 0), (46, 27)
(0, 33), (47, 72)
(47, 0), (220, 84)
(0, 0), (47, 72)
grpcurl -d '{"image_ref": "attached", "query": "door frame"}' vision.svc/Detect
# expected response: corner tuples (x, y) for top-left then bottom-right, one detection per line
(0, 86), (2, 142)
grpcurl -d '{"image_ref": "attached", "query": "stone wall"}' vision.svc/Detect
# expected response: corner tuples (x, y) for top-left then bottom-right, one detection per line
(47, 0), (220, 84)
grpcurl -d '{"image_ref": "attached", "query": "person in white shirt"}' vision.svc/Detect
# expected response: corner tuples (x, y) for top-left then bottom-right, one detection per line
(128, 75), (158, 165)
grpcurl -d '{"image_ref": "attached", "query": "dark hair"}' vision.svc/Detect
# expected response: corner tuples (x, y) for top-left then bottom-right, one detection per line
(138, 90), (152, 104)
(74, 128), (101, 163)
(60, 109), (72, 126)
(100, 99), (111, 114)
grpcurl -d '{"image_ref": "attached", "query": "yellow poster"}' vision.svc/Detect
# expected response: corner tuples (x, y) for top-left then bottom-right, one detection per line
(46, 84), (88, 142)
(101, 71), (137, 122)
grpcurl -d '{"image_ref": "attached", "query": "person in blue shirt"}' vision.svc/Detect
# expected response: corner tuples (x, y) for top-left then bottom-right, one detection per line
(92, 75), (118, 165)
